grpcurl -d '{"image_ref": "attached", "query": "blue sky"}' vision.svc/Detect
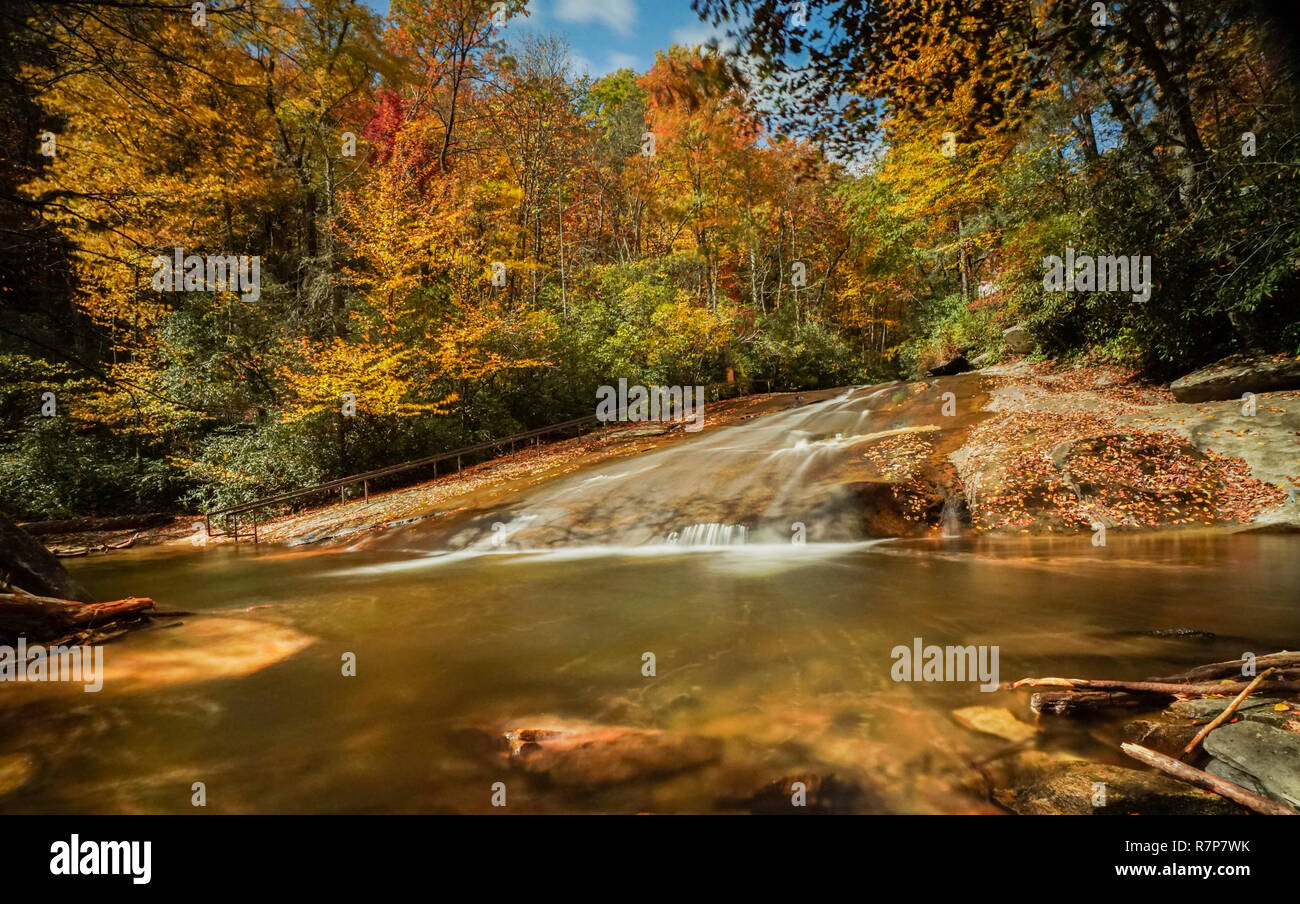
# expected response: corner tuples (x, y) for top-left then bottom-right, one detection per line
(361, 0), (726, 77)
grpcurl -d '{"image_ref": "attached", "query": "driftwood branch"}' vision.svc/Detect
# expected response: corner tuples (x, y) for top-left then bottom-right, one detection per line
(1182, 668), (1276, 758)
(1121, 743), (1297, 816)
(1030, 690), (1150, 715)
(1146, 651), (1300, 684)
(1002, 676), (1300, 697)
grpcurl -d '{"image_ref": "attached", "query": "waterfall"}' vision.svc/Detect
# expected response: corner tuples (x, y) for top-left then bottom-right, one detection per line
(666, 523), (749, 547)
(941, 494), (962, 538)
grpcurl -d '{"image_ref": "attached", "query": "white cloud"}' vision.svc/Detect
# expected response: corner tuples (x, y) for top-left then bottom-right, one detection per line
(670, 21), (728, 49)
(567, 52), (597, 78)
(567, 50), (641, 78)
(554, 0), (637, 36)
(606, 51), (639, 72)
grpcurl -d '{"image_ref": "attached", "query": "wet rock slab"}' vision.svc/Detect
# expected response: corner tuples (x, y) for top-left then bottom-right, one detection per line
(1202, 720), (1300, 809)
(1170, 353), (1300, 402)
(1167, 697), (1283, 718)
(501, 719), (722, 785)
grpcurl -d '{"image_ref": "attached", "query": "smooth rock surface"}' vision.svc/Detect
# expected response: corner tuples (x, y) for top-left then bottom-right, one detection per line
(1205, 757), (1269, 797)
(502, 718), (722, 785)
(952, 705), (1037, 743)
(1170, 353), (1300, 402)
(1202, 720), (1300, 809)
(1002, 324), (1034, 355)
(1168, 697), (1281, 719)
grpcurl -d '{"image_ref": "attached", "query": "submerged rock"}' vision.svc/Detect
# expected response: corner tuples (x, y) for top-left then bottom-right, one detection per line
(1202, 720), (1300, 809)
(0, 753), (34, 797)
(725, 773), (879, 814)
(1139, 627), (1217, 639)
(952, 706), (1037, 743)
(100, 617), (315, 693)
(994, 761), (1241, 815)
(501, 718), (722, 786)
(1121, 718), (1201, 757)
(1169, 353), (1300, 402)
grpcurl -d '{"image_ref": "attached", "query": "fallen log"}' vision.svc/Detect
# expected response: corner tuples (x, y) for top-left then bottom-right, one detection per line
(1121, 743), (1297, 816)
(1003, 676), (1300, 697)
(105, 533), (137, 550)
(50, 547), (89, 558)
(1147, 651), (1300, 684)
(1031, 690), (1152, 715)
(0, 592), (155, 645)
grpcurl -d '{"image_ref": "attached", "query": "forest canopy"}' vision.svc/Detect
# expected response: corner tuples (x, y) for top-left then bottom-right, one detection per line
(2, 0), (1298, 518)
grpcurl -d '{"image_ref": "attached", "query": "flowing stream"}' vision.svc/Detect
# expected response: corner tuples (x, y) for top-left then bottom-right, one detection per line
(1, 379), (1298, 813)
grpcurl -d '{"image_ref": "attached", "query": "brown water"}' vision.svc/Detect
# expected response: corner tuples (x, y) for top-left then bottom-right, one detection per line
(0, 531), (1290, 814)
(1, 382), (1298, 813)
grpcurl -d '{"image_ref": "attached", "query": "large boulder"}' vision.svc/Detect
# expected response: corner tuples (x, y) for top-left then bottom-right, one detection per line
(0, 511), (94, 602)
(1002, 324), (1034, 355)
(1169, 353), (1300, 402)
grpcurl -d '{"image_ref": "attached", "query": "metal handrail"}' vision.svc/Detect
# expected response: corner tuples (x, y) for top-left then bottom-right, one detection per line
(204, 380), (750, 541)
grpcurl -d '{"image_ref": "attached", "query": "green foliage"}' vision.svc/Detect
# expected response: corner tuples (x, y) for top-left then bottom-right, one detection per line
(0, 418), (181, 520)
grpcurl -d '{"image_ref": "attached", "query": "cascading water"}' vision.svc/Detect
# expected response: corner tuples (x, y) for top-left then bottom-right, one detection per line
(940, 494), (962, 538)
(666, 523), (749, 547)
(368, 375), (986, 558)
